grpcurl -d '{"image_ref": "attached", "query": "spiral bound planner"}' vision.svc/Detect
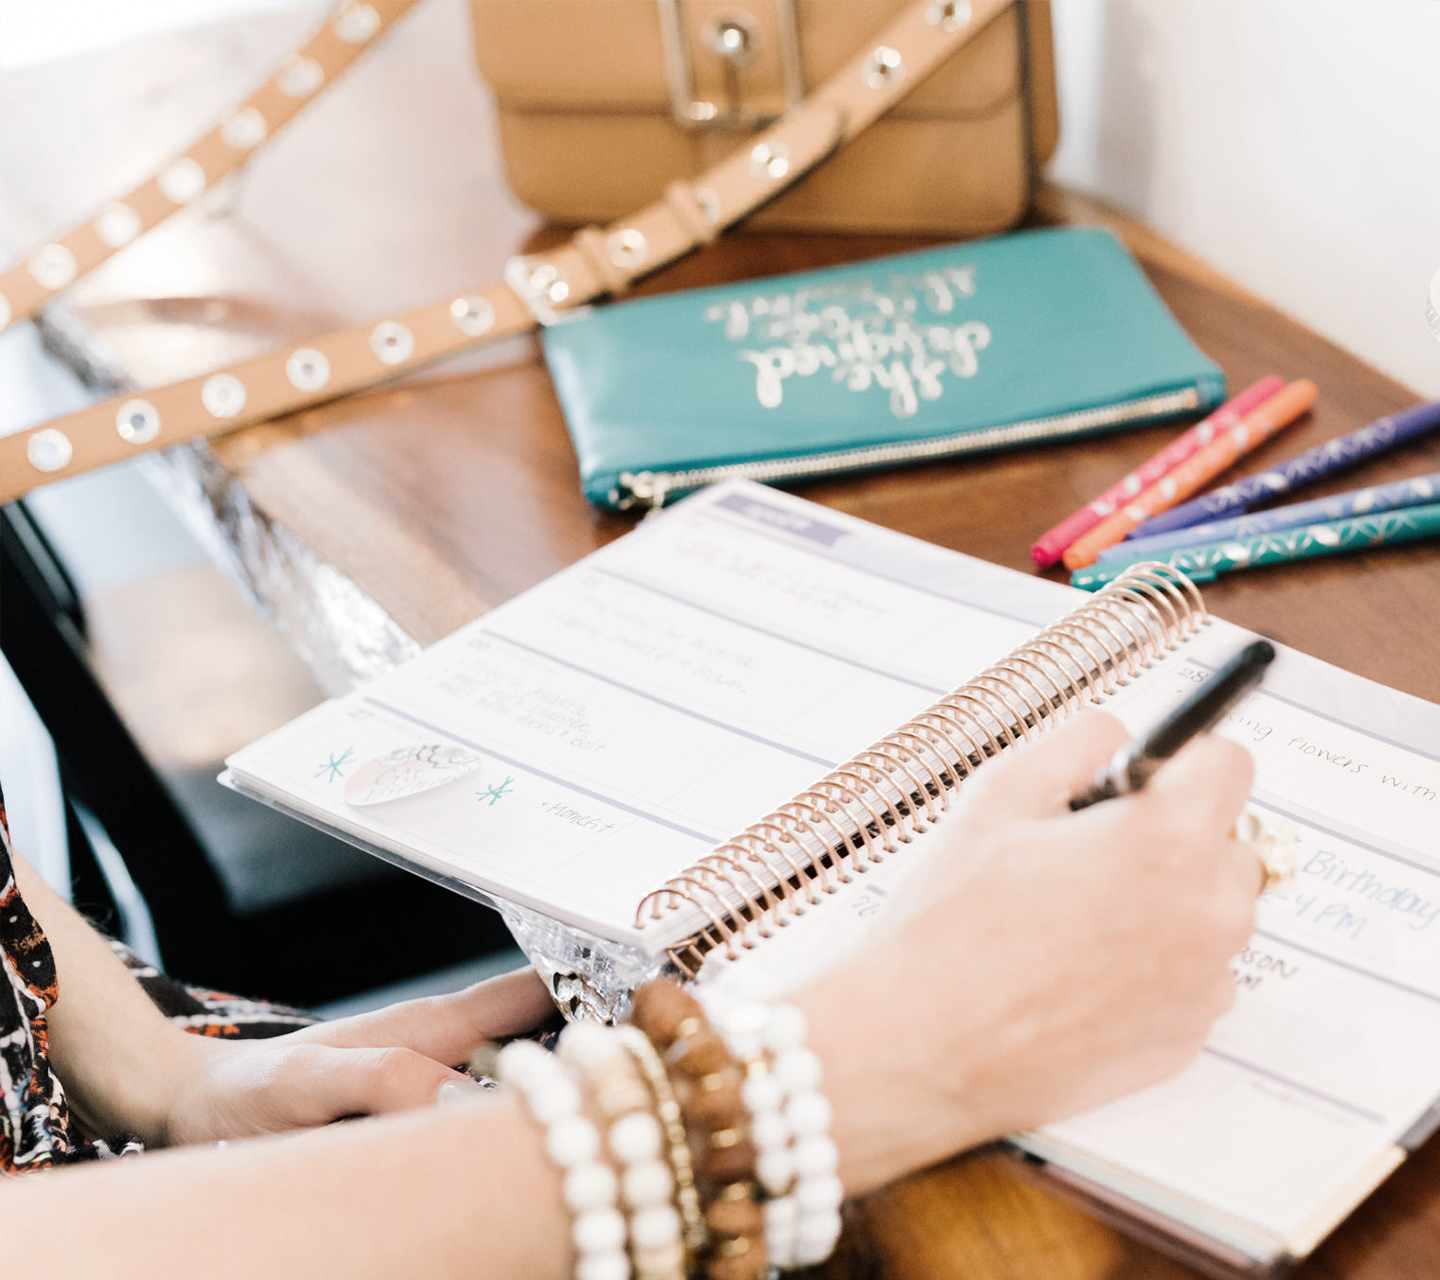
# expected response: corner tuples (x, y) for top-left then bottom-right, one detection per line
(226, 480), (1440, 1273)
(635, 560), (1207, 977)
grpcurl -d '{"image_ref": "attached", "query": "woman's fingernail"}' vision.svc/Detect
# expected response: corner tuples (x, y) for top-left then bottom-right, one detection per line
(435, 1078), (487, 1108)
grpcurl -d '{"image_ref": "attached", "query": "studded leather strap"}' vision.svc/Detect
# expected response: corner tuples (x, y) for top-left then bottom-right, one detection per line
(0, 1), (419, 334)
(1, 0), (1008, 504)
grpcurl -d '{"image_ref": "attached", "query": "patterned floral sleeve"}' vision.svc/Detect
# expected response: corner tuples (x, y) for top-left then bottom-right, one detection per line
(0, 781), (73, 1173)
(0, 782), (317, 1176)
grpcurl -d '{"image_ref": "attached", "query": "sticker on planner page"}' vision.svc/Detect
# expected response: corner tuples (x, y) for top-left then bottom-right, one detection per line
(344, 744), (484, 806)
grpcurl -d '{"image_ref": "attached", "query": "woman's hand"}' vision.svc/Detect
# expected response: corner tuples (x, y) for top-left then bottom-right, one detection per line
(800, 711), (1259, 1196)
(161, 967), (553, 1147)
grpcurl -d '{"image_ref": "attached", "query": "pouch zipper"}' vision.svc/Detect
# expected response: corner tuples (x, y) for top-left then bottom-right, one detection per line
(611, 386), (1204, 512)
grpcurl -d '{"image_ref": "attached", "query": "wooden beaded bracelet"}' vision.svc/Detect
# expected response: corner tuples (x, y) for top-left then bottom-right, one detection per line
(631, 981), (766, 1280)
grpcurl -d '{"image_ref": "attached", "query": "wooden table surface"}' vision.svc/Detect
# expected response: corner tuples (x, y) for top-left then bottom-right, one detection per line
(4, 4), (1439, 1276)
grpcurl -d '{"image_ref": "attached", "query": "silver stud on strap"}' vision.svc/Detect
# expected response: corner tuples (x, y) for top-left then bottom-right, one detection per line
(280, 54), (324, 98)
(607, 229), (650, 270)
(95, 204), (141, 248)
(370, 321), (415, 365)
(222, 106), (268, 150)
(925, 0), (973, 32)
(695, 187), (722, 226)
(450, 296), (496, 337)
(159, 158), (206, 204)
(201, 374), (247, 419)
(504, 258), (572, 325)
(115, 399), (160, 445)
(335, 3), (381, 43)
(27, 429), (73, 473)
(28, 244), (77, 289)
(531, 265), (570, 305)
(286, 348), (331, 391)
(750, 142), (790, 181)
(863, 47), (905, 89)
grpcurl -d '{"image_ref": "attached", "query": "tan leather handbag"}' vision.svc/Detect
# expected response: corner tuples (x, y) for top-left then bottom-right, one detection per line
(472, 0), (1058, 235)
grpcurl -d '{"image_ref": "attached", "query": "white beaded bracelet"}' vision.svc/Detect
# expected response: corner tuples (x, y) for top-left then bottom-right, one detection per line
(496, 1039), (629, 1280)
(560, 1023), (686, 1280)
(700, 997), (843, 1270)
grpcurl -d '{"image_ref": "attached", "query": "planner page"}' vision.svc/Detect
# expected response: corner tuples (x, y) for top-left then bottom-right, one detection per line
(227, 481), (1088, 944)
(712, 602), (1440, 1263)
(1014, 615), (1440, 1261)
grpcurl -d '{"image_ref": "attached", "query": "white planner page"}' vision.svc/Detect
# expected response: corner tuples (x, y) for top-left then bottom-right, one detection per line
(1019, 616), (1440, 1256)
(227, 483), (1072, 943)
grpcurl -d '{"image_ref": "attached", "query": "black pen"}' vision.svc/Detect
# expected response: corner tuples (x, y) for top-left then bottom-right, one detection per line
(1069, 639), (1276, 811)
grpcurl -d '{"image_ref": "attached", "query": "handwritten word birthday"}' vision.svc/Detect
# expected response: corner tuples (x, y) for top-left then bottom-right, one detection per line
(1299, 848), (1440, 931)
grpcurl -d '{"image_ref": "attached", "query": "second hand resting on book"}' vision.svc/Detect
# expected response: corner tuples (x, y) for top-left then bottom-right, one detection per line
(3, 712), (1263, 1277)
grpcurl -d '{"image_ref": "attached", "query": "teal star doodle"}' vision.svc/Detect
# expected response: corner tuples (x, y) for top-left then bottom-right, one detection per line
(477, 776), (515, 806)
(315, 747), (355, 783)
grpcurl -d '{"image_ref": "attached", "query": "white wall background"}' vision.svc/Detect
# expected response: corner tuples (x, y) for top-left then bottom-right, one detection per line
(3, 0), (1438, 395)
(0, 0), (318, 70)
(1048, 0), (1440, 398)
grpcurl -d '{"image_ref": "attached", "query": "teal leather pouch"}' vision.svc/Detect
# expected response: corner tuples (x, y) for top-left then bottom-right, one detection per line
(542, 227), (1226, 510)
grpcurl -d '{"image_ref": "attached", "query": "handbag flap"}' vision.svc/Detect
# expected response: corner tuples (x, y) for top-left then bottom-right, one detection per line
(471, 0), (1026, 118)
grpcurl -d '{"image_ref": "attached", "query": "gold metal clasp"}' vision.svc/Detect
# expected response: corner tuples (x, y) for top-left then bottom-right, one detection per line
(657, 0), (804, 130)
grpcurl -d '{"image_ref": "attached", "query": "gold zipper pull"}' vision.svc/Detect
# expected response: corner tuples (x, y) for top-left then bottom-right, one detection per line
(613, 471), (674, 512)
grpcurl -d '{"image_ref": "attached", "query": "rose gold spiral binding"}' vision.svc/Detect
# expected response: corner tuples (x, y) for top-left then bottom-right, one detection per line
(814, 775), (889, 862)
(1075, 603), (1145, 682)
(1019, 636), (1095, 704)
(1049, 622), (1120, 697)
(1017, 651), (1078, 714)
(971, 673), (1043, 740)
(747, 820), (825, 908)
(637, 565), (1208, 974)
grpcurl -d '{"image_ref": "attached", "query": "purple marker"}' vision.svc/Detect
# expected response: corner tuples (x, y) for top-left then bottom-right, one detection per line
(1125, 400), (1440, 539)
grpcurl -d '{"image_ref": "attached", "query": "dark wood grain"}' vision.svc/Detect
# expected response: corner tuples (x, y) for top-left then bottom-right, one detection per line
(4, 6), (1439, 1277)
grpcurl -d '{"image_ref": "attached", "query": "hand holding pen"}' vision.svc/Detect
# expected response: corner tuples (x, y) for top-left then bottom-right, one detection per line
(1068, 638), (1293, 893)
(1070, 639), (1275, 809)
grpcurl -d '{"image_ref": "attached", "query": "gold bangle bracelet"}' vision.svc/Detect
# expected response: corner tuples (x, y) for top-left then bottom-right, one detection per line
(621, 1024), (708, 1258)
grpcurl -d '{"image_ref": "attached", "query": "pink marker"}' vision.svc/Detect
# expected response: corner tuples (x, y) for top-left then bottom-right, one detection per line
(1029, 375), (1286, 568)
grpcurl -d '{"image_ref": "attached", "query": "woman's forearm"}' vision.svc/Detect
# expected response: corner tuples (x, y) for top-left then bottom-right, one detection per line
(1, 1092), (572, 1280)
(0, 710), (1260, 1280)
(11, 850), (205, 1144)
